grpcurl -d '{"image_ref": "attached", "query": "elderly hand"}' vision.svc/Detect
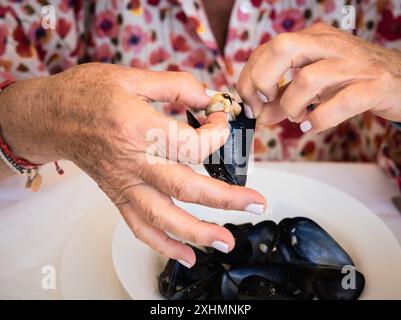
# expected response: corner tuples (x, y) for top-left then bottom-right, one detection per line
(238, 23), (401, 132)
(0, 63), (266, 267)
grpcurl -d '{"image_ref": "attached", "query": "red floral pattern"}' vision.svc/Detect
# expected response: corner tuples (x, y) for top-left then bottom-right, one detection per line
(0, 0), (400, 192)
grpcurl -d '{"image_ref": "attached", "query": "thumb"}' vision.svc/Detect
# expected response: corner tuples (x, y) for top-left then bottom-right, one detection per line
(129, 70), (211, 109)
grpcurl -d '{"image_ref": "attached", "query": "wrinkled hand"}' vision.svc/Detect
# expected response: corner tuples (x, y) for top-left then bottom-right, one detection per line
(238, 23), (401, 132)
(0, 63), (266, 267)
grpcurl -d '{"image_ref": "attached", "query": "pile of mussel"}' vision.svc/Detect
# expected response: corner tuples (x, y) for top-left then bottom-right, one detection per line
(160, 97), (365, 299)
(158, 217), (365, 300)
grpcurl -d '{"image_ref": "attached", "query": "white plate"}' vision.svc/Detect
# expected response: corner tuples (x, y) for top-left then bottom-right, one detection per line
(112, 168), (401, 300)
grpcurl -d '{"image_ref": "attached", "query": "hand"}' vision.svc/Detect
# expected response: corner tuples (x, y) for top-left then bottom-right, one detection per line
(0, 63), (266, 267)
(237, 23), (401, 132)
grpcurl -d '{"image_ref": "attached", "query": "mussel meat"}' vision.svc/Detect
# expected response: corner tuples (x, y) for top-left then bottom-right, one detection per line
(186, 94), (255, 186)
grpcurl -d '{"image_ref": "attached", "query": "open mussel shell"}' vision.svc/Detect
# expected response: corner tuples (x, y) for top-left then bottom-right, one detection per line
(247, 221), (280, 264)
(285, 263), (365, 300)
(186, 103), (256, 186)
(158, 217), (365, 300)
(221, 262), (364, 300)
(158, 246), (223, 300)
(209, 223), (252, 266)
(210, 221), (279, 266)
(277, 217), (354, 267)
(221, 265), (311, 300)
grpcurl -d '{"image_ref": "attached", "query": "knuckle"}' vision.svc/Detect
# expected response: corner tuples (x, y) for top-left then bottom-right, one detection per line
(219, 196), (232, 210)
(309, 22), (329, 33)
(171, 177), (192, 200)
(185, 221), (208, 245)
(147, 208), (162, 226)
(296, 68), (315, 90)
(185, 229), (199, 244)
(272, 33), (294, 55)
(217, 185), (234, 210)
(249, 68), (263, 90)
(196, 222), (215, 245)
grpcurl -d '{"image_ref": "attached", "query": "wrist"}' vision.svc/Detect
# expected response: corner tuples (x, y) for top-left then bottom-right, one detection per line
(0, 77), (60, 164)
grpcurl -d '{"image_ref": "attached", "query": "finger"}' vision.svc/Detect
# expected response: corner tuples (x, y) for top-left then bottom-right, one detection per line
(302, 82), (374, 133)
(139, 161), (267, 214)
(124, 184), (236, 252)
(279, 60), (351, 118)
(118, 202), (196, 267)
(238, 32), (327, 117)
(251, 33), (325, 96)
(257, 84), (289, 125)
(144, 110), (230, 164)
(237, 60), (269, 119)
(129, 70), (211, 109)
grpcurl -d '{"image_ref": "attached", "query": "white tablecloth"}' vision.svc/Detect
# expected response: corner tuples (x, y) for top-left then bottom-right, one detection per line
(0, 161), (400, 299)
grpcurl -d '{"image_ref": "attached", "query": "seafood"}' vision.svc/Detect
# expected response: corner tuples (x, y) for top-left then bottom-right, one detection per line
(209, 221), (279, 266)
(205, 92), (242, 121)
(186, 93), (256, 186)
(158, 217), (365, 300)
(158, 246), (224, 300)
(172, 95), (366, 299)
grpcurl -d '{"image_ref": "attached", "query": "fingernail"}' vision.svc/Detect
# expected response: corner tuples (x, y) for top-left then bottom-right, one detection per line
(256, 90), (268, 103)
(245, 203), (266, 215)
(244, 104), (254, 119)
(178, 259), (192, 268)
(300, 120), (312, 133)
(205, 88), (220, 97)
(212, 240), (230, 253)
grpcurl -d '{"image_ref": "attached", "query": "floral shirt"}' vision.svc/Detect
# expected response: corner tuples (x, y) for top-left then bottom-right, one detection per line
(0, 0), (401, 191)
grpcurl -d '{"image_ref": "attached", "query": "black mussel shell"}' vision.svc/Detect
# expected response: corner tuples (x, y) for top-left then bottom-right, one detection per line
(210, 223), (252, 266)
(159, 217), (365, 300)
(277, 217), (354, 268)
(158, 246), (223, 300)
(285, 263), (365, 300)
(236, 222), (253, 232)
(247, 221), (279, 264)
(186, 104), (256, 186)
(221, 265), (311, 300)
(210, 221), (279, 266)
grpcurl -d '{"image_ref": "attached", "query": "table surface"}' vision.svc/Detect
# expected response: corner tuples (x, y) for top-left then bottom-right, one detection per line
(0, 161), (400, 299)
